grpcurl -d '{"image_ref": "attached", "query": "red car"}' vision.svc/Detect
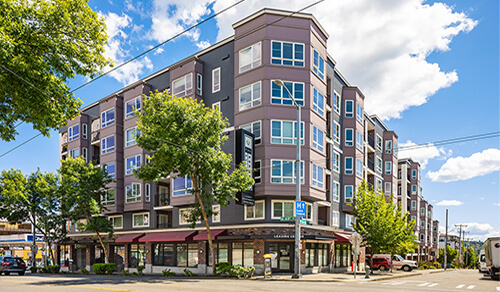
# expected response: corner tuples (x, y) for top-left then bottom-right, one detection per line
(368, 257), (392, 271)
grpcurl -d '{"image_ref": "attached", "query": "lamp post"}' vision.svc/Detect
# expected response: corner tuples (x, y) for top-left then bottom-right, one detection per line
(273, 80), (301, 279)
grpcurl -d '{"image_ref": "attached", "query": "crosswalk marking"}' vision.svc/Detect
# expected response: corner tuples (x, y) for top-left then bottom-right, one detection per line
(428, 283), (438, 287)
(466, 285), (475, 289)
(496, 287), (500, 291)
(417, 283), (431, 287)
(456, 285), (465, 289)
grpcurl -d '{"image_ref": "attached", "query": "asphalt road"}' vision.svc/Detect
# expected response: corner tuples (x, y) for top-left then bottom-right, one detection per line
(0, 270), (498, 292)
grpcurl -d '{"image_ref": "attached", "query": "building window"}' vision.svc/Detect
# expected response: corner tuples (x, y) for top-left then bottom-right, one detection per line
(385, 182), (391, 196)
(101, 135), (115, 154)
(313, 49), (325, 79)
(82, 124), (87, 139)
(196, 73), (202, 95)
(412, 169), (417, 180)
(109, 215), (122, 229)
(412, 185), (417, 194)
(421, 207), (425, 217)
(271, 41), (304, 66)
(271, 80), (304, 106)
(272, 201), (294, 219)
(376, 179), (383, 191)
(385, 140), (392, 154)
(231, 242), (254, 267)
(332, 181), (340, 202)
(411, 216), (416, 222)
(333, 91), (341, 114)
(125, 97), (141, 119)
(179, 208), (199, 225)
(333, 121), (341, 144)
(376, 134), (382, 151)
(68, 125), (79, 142)
(126, 183), (141, 203)
(239, 42), (261, 73)
(305, 243), (328, 267)
(345, 100), (354, 118)
(312, 125), (324, 152)
(345, 128), (354, 146)
(332, 211), (339, 227)
(345, 214), (354, 230)
(254, 160), (261, 184)
(212, 68), (220, 93)
(102, 189), (116, 206)
(70, 148), (79, 158)
(312, 88), (324, 116)
(239, 81), (261, 111)
(312, 163), (324, 189)
(345, 185), (353, 203)
(345, 157), (353, 175)
(385, 161), (392, 175)
(155, 243), (198, 267)
(376, 157), (382, 173)
(82, 147), (88, 162)
(125, 155), (141, 175)
(271, 120), (304, 145)
(356, 159), (363, 178)
(125, 127), (141, 147)
(356, 130), (363, 150)
(333, 151), (340, 173)
(271, 160), (304, 184)
(145, 183), (151, 202)
(393, 142), (398, 157)
(212, 205), (220, 223)
(245, 200), (264, 220)
(103, 162), (115, 179)
(356, 104), (363, 123)
(173, 175), (192, 196)
(133, 212), (149, 228)
(241, 121), (261, 144)
(101, 108), (115, 128)
(172, 73), (193, 98)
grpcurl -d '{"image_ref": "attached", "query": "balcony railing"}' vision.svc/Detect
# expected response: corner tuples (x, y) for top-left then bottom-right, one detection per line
(367, 135), (375, 149)
(367, 159), (374, 171)
(92, 155), (100, 165)
(91, 131), (100, 144)
(61, 145), (68, 154)
(155, 193), (170, 207)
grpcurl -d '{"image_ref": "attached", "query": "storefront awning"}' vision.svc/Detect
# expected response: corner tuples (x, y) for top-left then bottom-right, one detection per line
(139, 231), (197, 242)
(193, 229), (227, 241)
(115, 233), (145, 243)
(334, 233), (351, 243)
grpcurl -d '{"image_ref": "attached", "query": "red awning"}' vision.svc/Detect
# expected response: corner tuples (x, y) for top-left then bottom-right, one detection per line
(193, 229), (227, 241)
(334, 232), (351, 243)
(139, 231), (197, 242)
(115, 233), (145, 243)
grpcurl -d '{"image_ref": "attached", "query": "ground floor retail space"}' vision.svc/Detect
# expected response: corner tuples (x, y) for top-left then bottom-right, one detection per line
(57, 227), (362, 275)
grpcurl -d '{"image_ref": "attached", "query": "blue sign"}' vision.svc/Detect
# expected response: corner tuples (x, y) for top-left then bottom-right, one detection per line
(295, 201), (306, 217)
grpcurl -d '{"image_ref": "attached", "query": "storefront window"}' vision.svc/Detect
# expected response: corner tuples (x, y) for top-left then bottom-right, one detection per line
(154, 244), (174, 266)
(306, 243), (328, 267)
(244, 242), (254, 266)
(153, 243), (197, 267)
(232, 243), (243, 266)
(129, 244), (145, 268)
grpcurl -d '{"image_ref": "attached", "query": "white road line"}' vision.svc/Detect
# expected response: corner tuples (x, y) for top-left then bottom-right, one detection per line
(391, 282), (406, 286)
(466, 285), (475, 289)
(417, 283), (431, 287)
(496, 287), (500, 291)
(456, 284), (465, 289)
(428, 283), (438, 287)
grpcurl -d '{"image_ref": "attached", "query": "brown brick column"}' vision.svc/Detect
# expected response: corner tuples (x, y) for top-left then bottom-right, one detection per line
(254, 239), (265, 265)
(54, 245), (60, 266)
(198, 241), (207, 265)
(145, 242), (153, 265)
(86, 244), (95, 270)
(124, 244), (129, 268)
(300, 240), (305, 264)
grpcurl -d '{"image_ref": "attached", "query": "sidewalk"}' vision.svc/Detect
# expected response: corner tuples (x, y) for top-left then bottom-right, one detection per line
(255, 269), (449, 282)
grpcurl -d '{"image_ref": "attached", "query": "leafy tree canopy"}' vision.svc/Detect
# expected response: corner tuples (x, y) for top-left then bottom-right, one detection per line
(0, 0), (110, 141)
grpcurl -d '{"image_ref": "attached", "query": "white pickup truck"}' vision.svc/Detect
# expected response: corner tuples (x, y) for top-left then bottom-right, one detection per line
(373, 254), (418, 272)
(485, 237), (500, 280)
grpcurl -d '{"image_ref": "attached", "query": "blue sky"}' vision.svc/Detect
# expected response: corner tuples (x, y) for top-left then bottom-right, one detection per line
(0, 0), (498, 241)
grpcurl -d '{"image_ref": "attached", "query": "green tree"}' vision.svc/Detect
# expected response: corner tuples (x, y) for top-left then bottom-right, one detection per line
(135, 91), (254, 274)
(465, 246), (477, 268)
(353, 181), (416, 272)
(0, 168), (64, 265)
(0, 0), (110, 141)
(437, 245), (458, 264)
(59, 157), (113, 263)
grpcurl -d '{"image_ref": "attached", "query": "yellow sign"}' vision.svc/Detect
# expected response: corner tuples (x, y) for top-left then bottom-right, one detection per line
(263, 253), (272, 259)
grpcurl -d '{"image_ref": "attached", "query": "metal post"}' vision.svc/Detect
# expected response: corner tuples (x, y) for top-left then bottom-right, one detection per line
(444, 209), (448, 270)
(32, 215), (37, 268)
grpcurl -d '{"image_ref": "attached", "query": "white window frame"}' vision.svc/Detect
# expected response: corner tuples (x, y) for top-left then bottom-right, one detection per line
(312, 49), (325, 79)
(70, 148), (79, 158)
(244, 200), (265, 220)
(270, 40), (305, 67)
(240, 120), (261, 145)
(312, 87), (325, 116)
(172, 73), (193, 98)
(132, 212), (149, 228)
(312, 125), (324, 152)
(239, 42), (261, 73)
(109, 215), (123, 229)
(312, 163), (324, 189)
(345, 100), (354, 118)
(376, 157), (382, 173)
(356, 130), (363, 150)
(332, 181), (340, 202)
(125, 127), (140, 147)
(197, 73), (202, 95)
(385, 182), (391, 196)
(385, 161), (392, 175)
(101, 108), (115, 128)
(271, 80), (304, 106)
(82, 147), (88, 163)
(254, 160), (261, 184)
(271, 120), (304, 145)
(385, 140), (392, 154)
(212, 101), (221, 111)
(212, 205), (220, 223)
(376, 179), (383, 191)
(356, 104), (363, 123)
(333, 91), (341, 114)
(376, 134), (383, 151)
(103, 162), (115, 179)
(271, 159), (304, 184)
(412, 169), (417, 180)
(212, 67), (220, 93)
(102, 189), (116, 206)
(412, 184), (417, 194)
(332, 211), (340, 227)
(333, 151), (340, 173)
(82, 124), (87, 139)
(356, 159), (363, 178)
(101, 135), (115, 154)
(239, 81), (261, 111)
(345, 214), (354, 230)
(125, 154), (141, 175)
(68, 125), (79, 142)
(173, 175), (192, 196)
(145, 183), (151, 202)
(126, 182), (141, 203)
(125, 97), (141, 119)
(345, 128), (354, 146)
(179, 208), (199, 225)
(271, 200), (294, 220)
(333, 121), (341, 144)
(345, 185), (354, 203)
(345, 157), (353, 175)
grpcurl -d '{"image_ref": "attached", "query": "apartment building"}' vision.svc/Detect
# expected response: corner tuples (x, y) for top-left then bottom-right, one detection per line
(57, 8), (403, 275)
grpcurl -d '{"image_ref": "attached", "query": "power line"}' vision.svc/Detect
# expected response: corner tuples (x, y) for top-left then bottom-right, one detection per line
(398, 131), (500, 151)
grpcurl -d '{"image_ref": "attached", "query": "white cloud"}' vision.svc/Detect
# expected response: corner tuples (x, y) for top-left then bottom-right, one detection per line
(196, 40), (211, 50)
(436, 200), (463, 206)
(495, 203), (500, 207)
(398, 140), (451, 168)
(452, 222), (500, 241)
(212, 0), (476, 120)
(427, 148), (500, 182)
(101, 12), (154, 85)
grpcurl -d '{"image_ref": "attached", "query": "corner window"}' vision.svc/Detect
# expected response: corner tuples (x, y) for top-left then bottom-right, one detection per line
(239, 42), (261, 73)
(240, 121), (261, 144)
(172, 73), (193, 98)
(271, 160), (304, 184)
(356, 159), (363, 178)
(125, 97), (141, 119)
(332, 181), (340, 202)
(345, 214), (354, 230)
(385, 161), (392, 175)
(271, 80), (304, 106)
(126, 183), (141, 203)
(412, 185), (417, 194)
(68, 125), (79, 142)
(313, 49), (325, 79)
(69, 148), (79, 158)
(197, 73), (202, 95)
(133, 212), (149, 228)
(385, 182), (391, 196)
(312, 125), (324, 152)
(102, 189), (116, 206)
(101, 135), (115, 154)
(103, 162), (115, 179)
(212, 68), (220, 93)
(245, 200), (264, 220)
(332, 211), (339, 227)
(345, 100), (354, 118)
(333, 91), (341, 114)
(412, 169), (417, 180)
(109, 215), (122, 229)
(82, 124), (87, 139)
(345, 129), (353, 146)
(239, 81), (261, 111)
(125, 127), (141, 147)
(333, 151), (340, 173)
(345, 157), (353, 175)
(345, 185), (353, 203)
(333, 121), (341, 144)
(272, 201), (294, 219)
(376, 157), (382, 173)
(312, 164), (324, 189)
(254, 160), (261, 184)
(173, 175), (192, 196)
(385, 140), (392, 154)
(356, 104), (363, 123)
(312, 88), (324, 116)
(376, 135), (382, 151)
(271, 41), (304, 67)
(101, 108), (115, 128)
(125, 155), (141, 175)
(356, 130), (363, 150)
(271, 120), (304, 145)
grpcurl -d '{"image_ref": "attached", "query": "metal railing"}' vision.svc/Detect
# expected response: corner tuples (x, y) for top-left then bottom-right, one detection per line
(367, 135), (375, 149)
(155, 193), (170, 207)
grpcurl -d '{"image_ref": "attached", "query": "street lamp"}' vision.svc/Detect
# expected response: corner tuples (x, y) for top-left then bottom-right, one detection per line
(273, 80), (301, 279)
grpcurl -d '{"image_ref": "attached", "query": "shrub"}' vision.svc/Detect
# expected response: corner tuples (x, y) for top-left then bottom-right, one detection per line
(30, 266), (38, 273)
(162, 269), (176, 277)
(183, 269), (197, 277)
(48, 265), (60, 273)
(137, 265), (145, 275)
(121, 270), (130, 276)
(81, 268), (90, 275)
(215, 262), (254, 279)
(93, 263), (116, 275)
(215, 262), (232, 275)
(433, 262), (441, 269)
(132, 272), (138, 276)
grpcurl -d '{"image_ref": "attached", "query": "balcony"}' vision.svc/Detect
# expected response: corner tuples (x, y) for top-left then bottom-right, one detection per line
(154, 193), (172, 210)
(367, 159), (375, 172)
(92, 155), (100, 165)
(367, 135), (375, 149)
(61, 145), (68, 154)
(91, 131), (100, 145)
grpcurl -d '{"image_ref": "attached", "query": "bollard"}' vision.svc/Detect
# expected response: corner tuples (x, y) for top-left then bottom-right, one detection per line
(365, 266), (370, 279)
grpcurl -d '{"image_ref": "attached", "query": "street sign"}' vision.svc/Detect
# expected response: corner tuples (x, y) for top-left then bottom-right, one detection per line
(280, 216), (295, 221)
(300, 220), (307, 225)
(295, 201), (306, 217)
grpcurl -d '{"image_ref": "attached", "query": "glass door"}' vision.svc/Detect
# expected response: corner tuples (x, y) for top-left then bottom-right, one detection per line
(267, 242), (293, 272)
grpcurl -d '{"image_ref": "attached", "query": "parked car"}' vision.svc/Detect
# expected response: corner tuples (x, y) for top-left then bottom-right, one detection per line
(368, 257), (392, 271)
(478, 249), (488, 274)
(372, 254), (418, 272)
(484, 237), (500, 280)
(0, 256), (26, 275)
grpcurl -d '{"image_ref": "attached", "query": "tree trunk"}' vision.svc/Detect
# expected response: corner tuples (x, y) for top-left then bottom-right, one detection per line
(87, 215), (109, 264)
(194, 189), (215, 275)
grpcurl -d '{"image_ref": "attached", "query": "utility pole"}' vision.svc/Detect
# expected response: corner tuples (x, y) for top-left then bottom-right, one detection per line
(444, 209), (448, 270)
(454, 224), (467, 269)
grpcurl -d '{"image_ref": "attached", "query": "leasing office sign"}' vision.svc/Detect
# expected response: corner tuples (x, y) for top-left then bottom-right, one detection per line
(235, 129), (255, 205)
